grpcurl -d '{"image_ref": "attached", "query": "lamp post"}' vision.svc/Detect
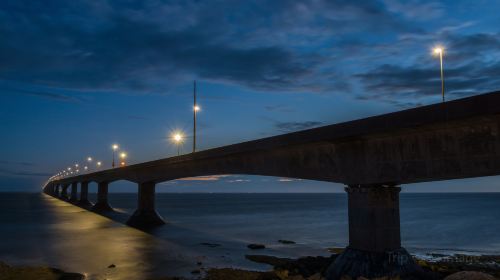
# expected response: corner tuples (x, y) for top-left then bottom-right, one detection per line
(433, 47), (445, 103)
(87, 157), (92, 171)
(112, 144), (119, 168)
(193, 80), (201, 153)
(96, 161), (102, 169)
(172, 132), (184, 156)
(119, 152), (127, 166)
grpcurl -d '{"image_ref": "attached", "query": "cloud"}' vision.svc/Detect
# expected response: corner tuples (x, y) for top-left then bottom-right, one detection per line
(356, 63), (500, 106)
(0, 168), (51, 177)
(383, 0), (444, 20)
(275, 121), (324, 133)
(227, 179), (251, 183)
(0, 0), (419, 96)
(355, 32), (500, 106)
(1, 0), (496, 106)
(3, 87), (86, 102)
(176, 175), (231, 181)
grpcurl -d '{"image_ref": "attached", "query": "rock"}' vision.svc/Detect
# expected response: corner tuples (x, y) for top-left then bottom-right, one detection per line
(246, 254), (336, 279)
(108, 264), (116, 268)
(278, 240), (296, 244)
(247, 244), (266, 250)
(246, 255), (293, 267)
(204, 268), (278, 280)
(444, 271), (498, 280)
(327, 248), (344, 254)
(307, 273), (324, 280)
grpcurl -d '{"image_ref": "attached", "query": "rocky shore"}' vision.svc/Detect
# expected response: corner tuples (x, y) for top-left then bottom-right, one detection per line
(188, 249), (500, 280)
(0, 261), (85, 280)
(2, 251), (499, 280)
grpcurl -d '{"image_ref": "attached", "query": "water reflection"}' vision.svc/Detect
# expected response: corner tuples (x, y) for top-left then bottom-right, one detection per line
(0, 194), (200, 280)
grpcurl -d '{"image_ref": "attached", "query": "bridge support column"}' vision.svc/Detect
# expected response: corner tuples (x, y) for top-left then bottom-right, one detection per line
(52, 184), (59, 196)
(60, 184), (70, 200)
(126, 182), (165, 228)
(69, 182), (78, 202)
(78, 182), (93, 208)
(91, 182), (113, 212)
(326, 185), (419, 279)
(44, 184), (54, 195)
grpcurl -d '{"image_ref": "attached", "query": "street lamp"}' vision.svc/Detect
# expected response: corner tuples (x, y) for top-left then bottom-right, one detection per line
(193, 80), (201, 153)
(171, 132), (184, 156)
(112, 144), (119, 168)
(96, 161), (102, 169)
(86, 157), (92, 171)
(433, 46), (445, 103)
(120, 152), (127, 166)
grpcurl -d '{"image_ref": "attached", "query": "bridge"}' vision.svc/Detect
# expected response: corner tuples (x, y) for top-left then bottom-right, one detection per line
(43, 91), (500, 279)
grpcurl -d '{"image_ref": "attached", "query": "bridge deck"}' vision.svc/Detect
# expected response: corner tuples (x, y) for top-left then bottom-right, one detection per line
(51, 91), (500, 185)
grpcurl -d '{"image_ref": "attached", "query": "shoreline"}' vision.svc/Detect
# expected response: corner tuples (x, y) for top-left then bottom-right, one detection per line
(2, 250), (499, 280)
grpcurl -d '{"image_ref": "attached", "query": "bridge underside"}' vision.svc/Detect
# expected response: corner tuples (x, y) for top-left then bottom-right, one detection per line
(43, 92), (500, 279)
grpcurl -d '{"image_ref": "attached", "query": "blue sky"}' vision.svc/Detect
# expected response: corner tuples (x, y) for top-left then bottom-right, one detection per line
(1, 0), (500, 192)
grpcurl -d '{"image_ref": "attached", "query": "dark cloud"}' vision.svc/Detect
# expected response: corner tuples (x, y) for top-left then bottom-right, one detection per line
(275, 121), (323, 133)
(4, 88), (86, 102)
(356, 32), (500, 106)
(0, 0), (419, 95)
(357, 62), (500, 106)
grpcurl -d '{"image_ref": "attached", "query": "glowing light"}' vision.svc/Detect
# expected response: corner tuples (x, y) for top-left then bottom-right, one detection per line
(67, 167), (71, 171)
(172, 132), (184, 143)
(112, 144), (119, 150)
(84, 166), (88, 170)
(75, 164), (79, 168)
(120, 161), (126, 166)
(97, 161), (102, 167)
(120, 152), (127, 159)
(433, 46), (444, 55)
(87, 157), (92, 162)
(432, 45), (446, 103)
(194, 105), (201, 112)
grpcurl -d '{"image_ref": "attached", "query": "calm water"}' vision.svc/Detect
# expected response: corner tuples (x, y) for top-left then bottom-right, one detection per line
(0, 192), (499, 279)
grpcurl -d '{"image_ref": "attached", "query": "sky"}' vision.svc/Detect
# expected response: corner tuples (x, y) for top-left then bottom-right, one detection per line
(1, 0), (500, 192)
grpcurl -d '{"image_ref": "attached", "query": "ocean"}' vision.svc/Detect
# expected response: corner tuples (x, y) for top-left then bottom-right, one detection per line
(0, 192), (499, 279)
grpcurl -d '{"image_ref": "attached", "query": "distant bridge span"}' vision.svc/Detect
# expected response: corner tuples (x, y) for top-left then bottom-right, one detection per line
(44, 91), (500, 279)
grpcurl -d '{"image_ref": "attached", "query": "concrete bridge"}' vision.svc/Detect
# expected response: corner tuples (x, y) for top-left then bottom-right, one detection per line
(43, 91), (500, 279)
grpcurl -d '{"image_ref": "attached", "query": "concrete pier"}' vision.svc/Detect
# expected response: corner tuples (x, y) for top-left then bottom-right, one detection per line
(91, 182), (113, 212)
(126, 182), (165, 228)
(326, 185), (418, 279)
(78, 181), (93, 208)
(69, 182), (78, 202)
(60, 184), (69, 200)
